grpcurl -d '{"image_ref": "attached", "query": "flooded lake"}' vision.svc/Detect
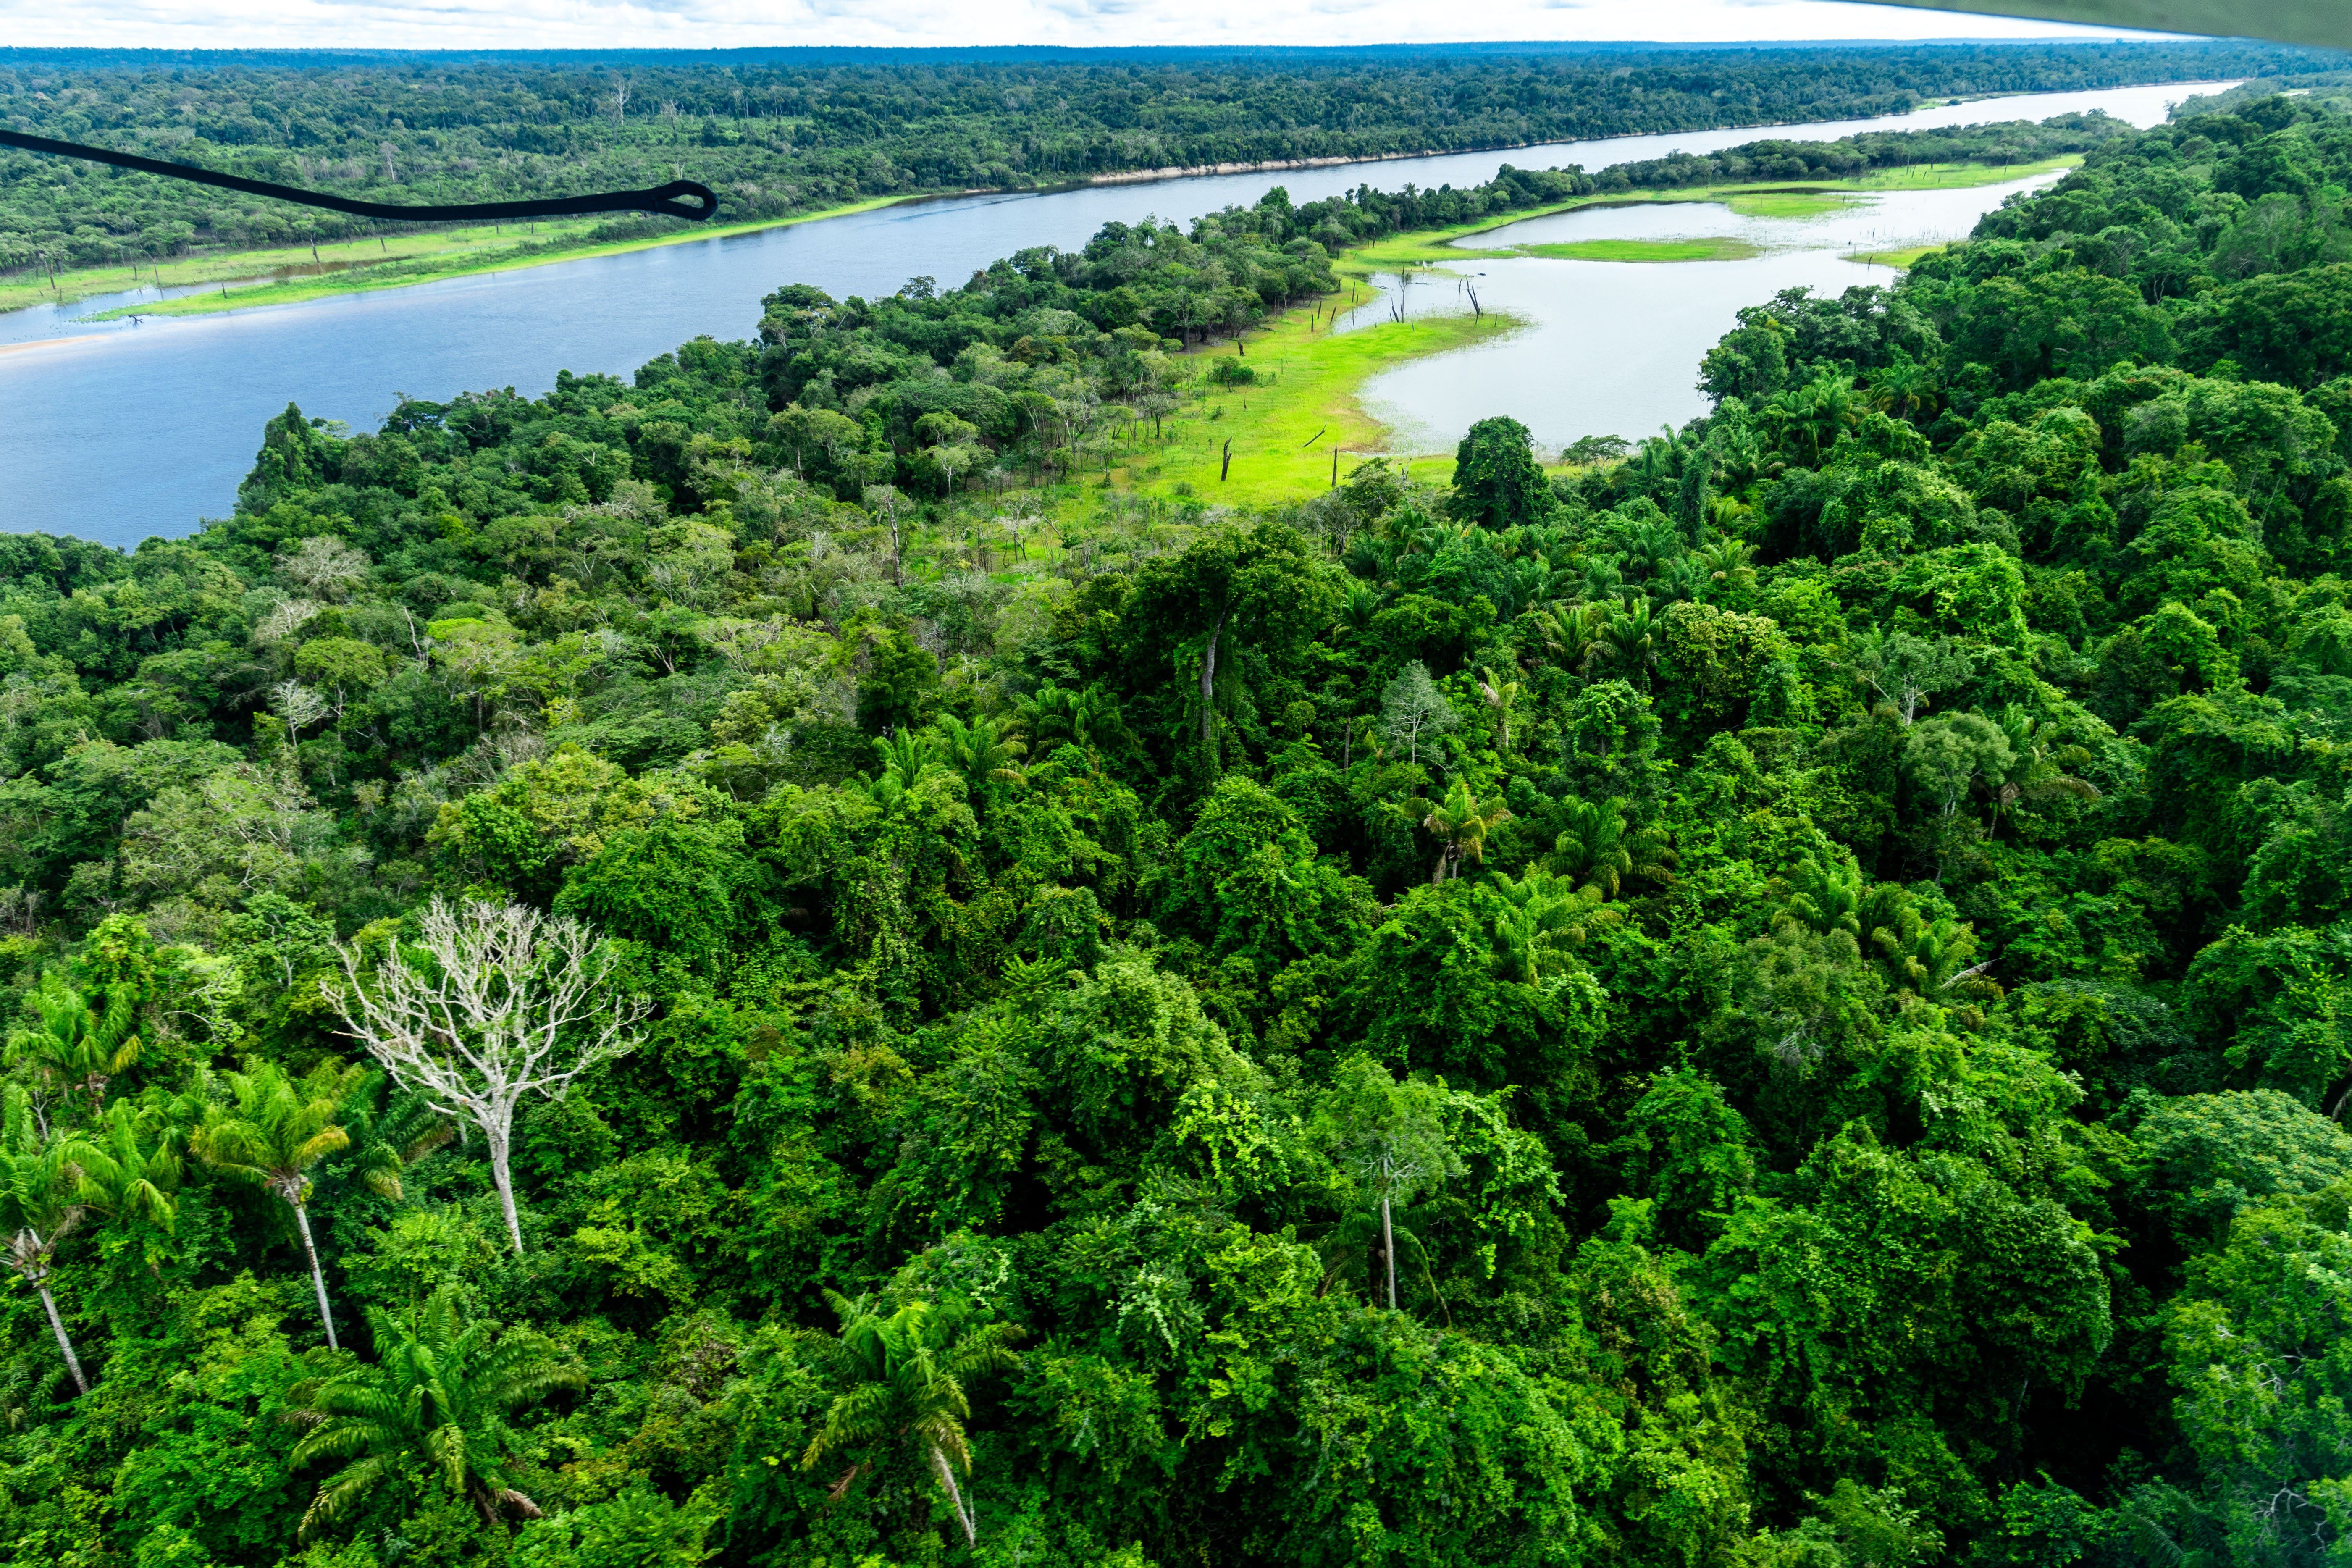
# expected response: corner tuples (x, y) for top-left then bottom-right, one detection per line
(1347, 168), (2070, 456)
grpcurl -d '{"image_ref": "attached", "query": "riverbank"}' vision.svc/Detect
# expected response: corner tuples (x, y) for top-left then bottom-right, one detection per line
(1095, 239), (1541, 505)
(39, 148), (2078, 336)
(56, 196), (919, 323)
(1844, 244), (1948, 268)
(1066, 84), (2090, 190)
(1349, 154), (2083, 267)
(1135, 307), (1501, 503)
(1089, 153), (2084, 505)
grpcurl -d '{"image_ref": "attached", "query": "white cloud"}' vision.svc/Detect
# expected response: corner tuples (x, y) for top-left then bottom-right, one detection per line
(0, 0), (2155, 52)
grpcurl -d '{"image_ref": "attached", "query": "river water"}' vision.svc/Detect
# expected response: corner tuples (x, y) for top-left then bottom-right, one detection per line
(0, 79), (2226, 548)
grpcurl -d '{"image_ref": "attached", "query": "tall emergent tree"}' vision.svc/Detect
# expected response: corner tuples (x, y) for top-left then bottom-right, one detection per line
(1313, 1057), (1464, 1311)
(328, 899), (643, 1253)
(0, 1087), (100, 1395)
(1379, 660), (1457, 767)
(1445, 415), (1556, 529)
(1123, 521), (1338, 756)
(191, 1061), (380, 1350)
(0, 1088), (177, 1395)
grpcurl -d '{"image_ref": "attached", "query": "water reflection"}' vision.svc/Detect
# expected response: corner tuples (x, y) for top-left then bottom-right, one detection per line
(1459, 170), (2063, 255)
(1347, 169), (2067, 456)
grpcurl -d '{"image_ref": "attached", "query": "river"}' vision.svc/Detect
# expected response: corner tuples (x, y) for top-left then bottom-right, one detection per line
(0, 79), (2227, 548)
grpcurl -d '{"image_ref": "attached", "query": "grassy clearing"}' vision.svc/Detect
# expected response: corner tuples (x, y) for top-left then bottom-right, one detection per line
(1840, 153), (2082, 190)
(1033, 160), (2083, 514)
(1380, 154), (2086, 257)
(1844, 243), (1948, 269)
(3, 197), (911, 321)
(1723, 191), (1865, 219)
(1502, 236), (1761, 262)
(1110, 302), (1501, 505)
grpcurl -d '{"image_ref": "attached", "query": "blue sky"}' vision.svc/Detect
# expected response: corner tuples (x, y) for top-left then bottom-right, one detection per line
(3, 0), (2142, 54)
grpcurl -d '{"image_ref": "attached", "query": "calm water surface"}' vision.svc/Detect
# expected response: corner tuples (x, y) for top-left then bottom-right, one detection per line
(0, 79), (2227, 546)
(1347, 168), (2069, 457)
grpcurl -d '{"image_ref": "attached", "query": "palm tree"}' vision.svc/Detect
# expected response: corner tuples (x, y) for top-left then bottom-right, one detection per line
(1338, 578), (1385, 640)
(864, 729), (945, 811)
(1628, 430), (1683, 496)
(78, 1099), (184, 1232)
(1866, 347), (1940, 423)
(8, 974), (142, 1129)
(1482, 867), (1619, 982)
(1551, 798), (1674, 900)
(1583, 597), (1658, 689)
(1504, 554), (1562, 614)
(191, 1061), (378, 1350)
(1696, 536), (1757, 596)
(1625, 515), (1683, 579)
(931, 714), (1026, 806)
(1778, 853), (1866, 939)
(1654, 555), (1709, 605)
(1781, 369), (1861, 462)
(1422, 777), (1512, 884)
(1012, 682), (1108, 758)
(0, 1089), (176, 1396)
(1704, 496), (1757, 538)
(1579, 556), (1627, 606)
(801, 1292), (1024, 1549)
(342, 1079), (457, 1206)
(289, 1287), (583, 1539)
(1528, 601), (1609, 668)
(1868, 901), (1992, 1002)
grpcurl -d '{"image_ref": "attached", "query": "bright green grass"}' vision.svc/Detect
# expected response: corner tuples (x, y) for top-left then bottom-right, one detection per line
(937, 154), (2089, 517)
(0, 224), (556, 316)
(1724, 191), (1864, 218)
(1122, 299), (1504, 504)
(1844, 244), (1948, 269)
(1353, 153), (2087, 264)
(1499, 236), (1762, 262)
(1840, 153), (2082, 190)
(63, 195), (912, 321)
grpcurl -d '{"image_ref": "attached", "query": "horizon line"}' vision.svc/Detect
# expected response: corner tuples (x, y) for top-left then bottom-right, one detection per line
(0, 38), (2263, 62)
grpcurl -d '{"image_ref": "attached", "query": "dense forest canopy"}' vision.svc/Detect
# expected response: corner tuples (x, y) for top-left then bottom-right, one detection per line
(10, 69), (2352, 1568)
(0, 39), (2340, 270)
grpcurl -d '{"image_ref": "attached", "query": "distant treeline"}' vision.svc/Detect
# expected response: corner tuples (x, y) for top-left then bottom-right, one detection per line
(1133, 115), (2137, 259)
(1592, 111), (2137, 192)
(0, 39), (2339, 272)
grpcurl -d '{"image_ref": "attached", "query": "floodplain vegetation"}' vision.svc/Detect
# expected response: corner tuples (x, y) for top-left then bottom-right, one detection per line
(7, 85), (2352, 1568)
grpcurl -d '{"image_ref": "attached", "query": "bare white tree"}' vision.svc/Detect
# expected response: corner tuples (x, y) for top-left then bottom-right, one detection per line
(327, 898), (643, 1252)
(253, 596), (323, 646)
(277, 536), (371, 602)
(270, 679), (331, 736)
